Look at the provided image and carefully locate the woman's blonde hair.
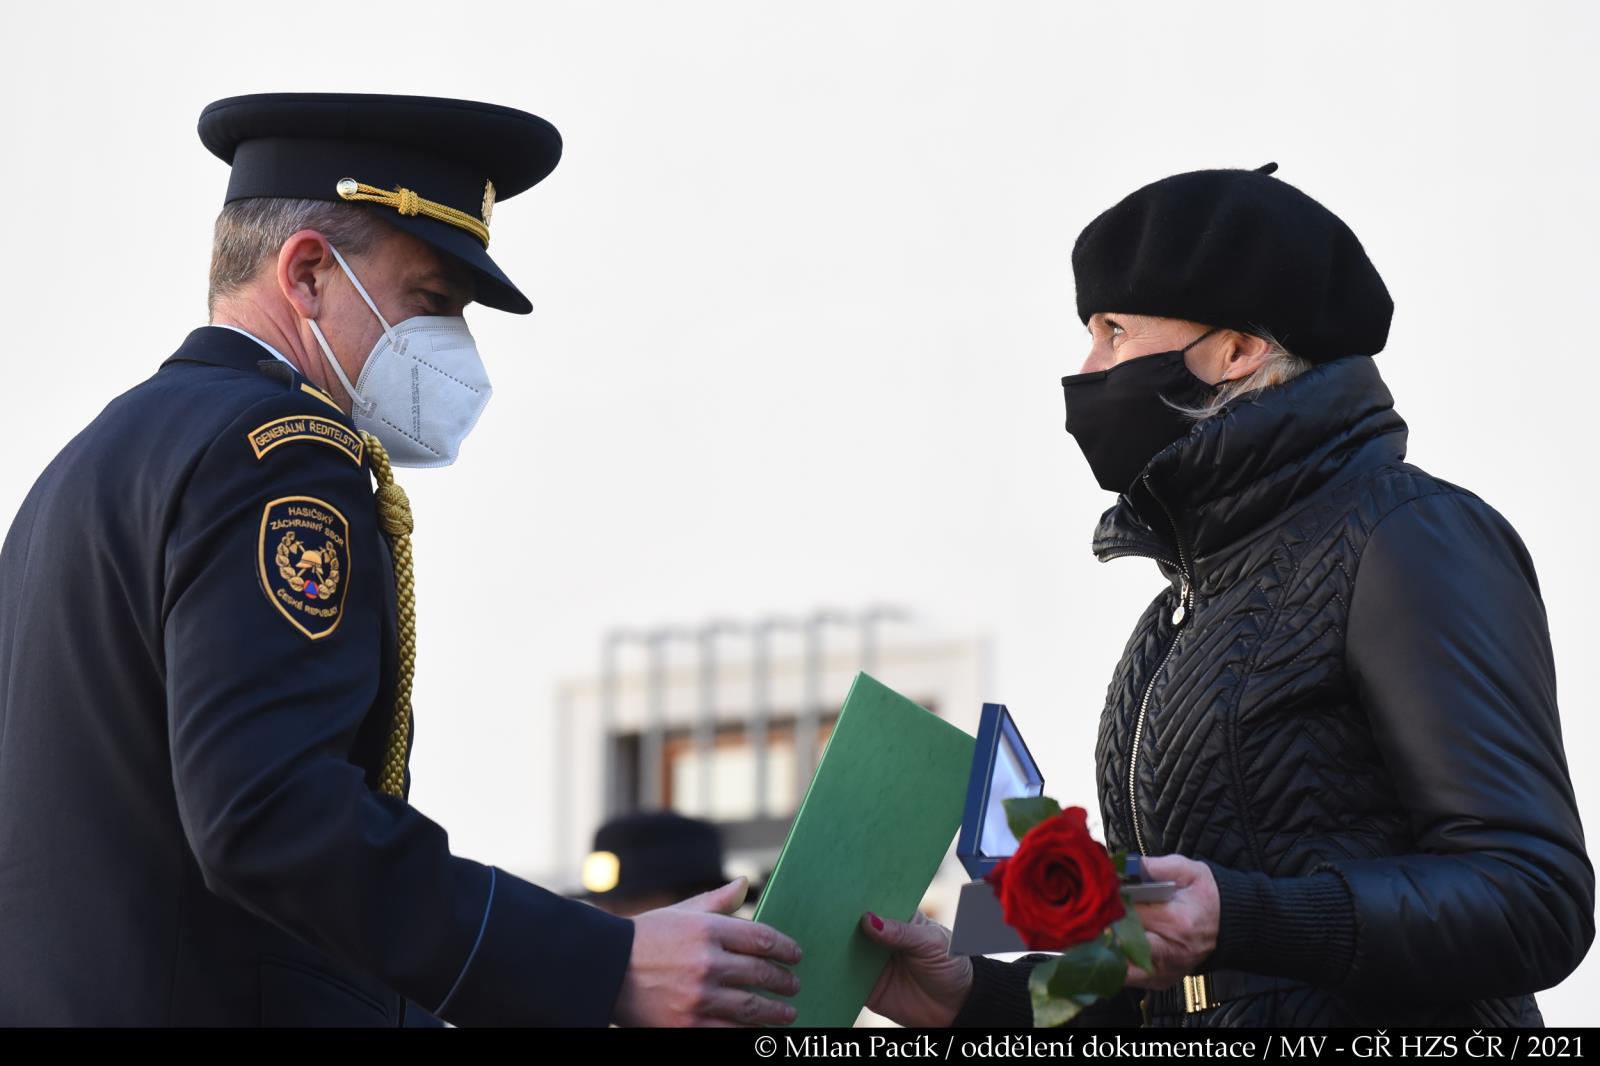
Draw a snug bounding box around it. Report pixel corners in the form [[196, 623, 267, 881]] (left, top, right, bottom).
[[1172, 327, 1313, 420]]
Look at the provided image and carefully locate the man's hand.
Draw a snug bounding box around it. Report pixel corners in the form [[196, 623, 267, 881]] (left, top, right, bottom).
[[614, 877, 804, 1027], [858, 909, 974, 1027], [1123, 854, 1219, 988]]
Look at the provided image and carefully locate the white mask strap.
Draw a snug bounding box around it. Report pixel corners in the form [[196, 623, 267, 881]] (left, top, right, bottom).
[[307, 317, 364, 405], [326, 242, 398, 347]]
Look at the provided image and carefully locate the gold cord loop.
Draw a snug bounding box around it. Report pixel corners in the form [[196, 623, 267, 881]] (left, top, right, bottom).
[[337, 177, 490, 248], [375, 482, 414, 537], [363, 432, 417, 798]]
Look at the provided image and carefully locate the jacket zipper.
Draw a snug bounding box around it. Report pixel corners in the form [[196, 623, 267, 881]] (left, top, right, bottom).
[[1126, 476, 1194, 856]]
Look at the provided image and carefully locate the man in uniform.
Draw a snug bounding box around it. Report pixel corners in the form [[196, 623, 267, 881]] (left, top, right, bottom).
[[0, 93, 803, 1026]]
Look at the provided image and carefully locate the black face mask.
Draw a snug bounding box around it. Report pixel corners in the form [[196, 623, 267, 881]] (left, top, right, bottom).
[[1062, 328, 1220, 494]]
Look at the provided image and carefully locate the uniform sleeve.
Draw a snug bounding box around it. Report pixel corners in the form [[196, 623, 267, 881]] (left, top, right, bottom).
[[163, 391, 635, 1025], [1315, 490, 1594, 1000]]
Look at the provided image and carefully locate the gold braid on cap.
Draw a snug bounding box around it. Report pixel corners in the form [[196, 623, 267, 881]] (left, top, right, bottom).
[[337, 177, 490, 248], [362, 431, 417, 798]]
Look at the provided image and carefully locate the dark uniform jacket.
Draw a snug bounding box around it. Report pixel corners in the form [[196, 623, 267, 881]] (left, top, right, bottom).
[[953, 354, 1592, 1027], [0, 326, 635, 1025]]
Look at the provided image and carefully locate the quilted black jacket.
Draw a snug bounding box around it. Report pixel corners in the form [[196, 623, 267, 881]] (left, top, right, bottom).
[[954, 354, 1592, 1027]]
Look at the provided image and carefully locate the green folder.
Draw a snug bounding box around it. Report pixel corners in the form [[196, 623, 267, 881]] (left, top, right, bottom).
[[751, 672, 975, 1027]]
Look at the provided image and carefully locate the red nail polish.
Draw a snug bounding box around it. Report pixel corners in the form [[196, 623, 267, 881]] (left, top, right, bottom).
[[869, 913, 884, 931]]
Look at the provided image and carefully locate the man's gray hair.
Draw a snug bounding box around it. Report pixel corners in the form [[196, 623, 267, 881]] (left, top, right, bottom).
[[207, 198, 388, 317], [1173, 327, 1314, 421]]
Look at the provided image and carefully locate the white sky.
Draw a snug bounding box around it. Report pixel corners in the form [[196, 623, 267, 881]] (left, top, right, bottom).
[[6, 0, 1597, 1022]]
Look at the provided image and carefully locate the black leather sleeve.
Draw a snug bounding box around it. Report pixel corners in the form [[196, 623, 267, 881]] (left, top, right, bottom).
[[1322, 489, 1594, 1000], [950, 955, 1144, 1027]]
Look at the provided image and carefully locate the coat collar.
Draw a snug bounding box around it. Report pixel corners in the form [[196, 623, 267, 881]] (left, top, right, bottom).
[[161, 325, 295, 378], [1092, 355, 1409, 584]]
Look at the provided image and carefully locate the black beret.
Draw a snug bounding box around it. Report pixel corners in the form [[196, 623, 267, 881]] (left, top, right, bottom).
[[1072, 163, 1392, 362], [198, 92, 562, 315]]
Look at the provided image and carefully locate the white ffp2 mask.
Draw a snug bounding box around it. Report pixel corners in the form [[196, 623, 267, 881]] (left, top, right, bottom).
[[307, 243, 491, 468]]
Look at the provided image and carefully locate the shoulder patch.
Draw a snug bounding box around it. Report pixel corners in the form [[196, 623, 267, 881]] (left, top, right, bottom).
[[246, 415, 364, 467], [300, 382, 344, 412], [258, 496, 352, 639]]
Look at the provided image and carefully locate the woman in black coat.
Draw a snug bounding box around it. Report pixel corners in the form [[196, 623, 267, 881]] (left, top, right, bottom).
[[858, 165, 1593, 1027]]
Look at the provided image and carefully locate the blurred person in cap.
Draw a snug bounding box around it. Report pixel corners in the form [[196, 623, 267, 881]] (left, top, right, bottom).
[[856, 164, 1592, 1027], [0, 93, 800, 1027], [580, 811, 759, 918]]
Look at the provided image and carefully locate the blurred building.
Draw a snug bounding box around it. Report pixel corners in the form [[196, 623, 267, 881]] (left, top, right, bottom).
[[528, 608, 990, 951]]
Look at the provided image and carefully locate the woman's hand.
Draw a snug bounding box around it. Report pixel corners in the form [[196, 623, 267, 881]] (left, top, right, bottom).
[[858, 909, 974, 1027], [1123, 854, 1220, 988], [855, 853, 1218, 1025]]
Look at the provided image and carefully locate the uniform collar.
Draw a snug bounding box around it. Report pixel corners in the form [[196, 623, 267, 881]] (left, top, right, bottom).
[[211, 323, 296, 367], [161, 325, 295, 377]]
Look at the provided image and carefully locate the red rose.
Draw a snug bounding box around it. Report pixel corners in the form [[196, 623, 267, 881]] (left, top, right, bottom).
[[983, 806, 1125, 951]]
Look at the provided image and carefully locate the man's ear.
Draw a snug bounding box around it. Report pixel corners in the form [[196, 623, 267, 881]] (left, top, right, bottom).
[[1221, 330, 1276, 383], [276, 229, 336, 320]]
